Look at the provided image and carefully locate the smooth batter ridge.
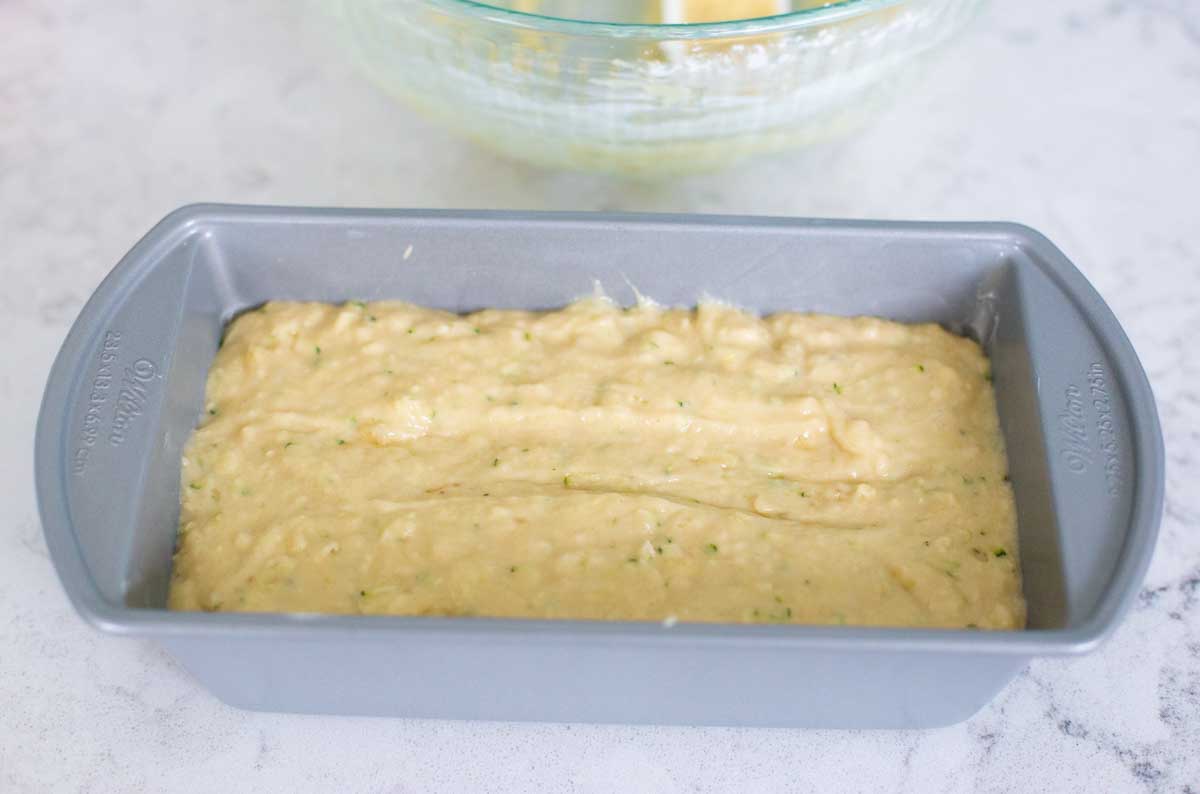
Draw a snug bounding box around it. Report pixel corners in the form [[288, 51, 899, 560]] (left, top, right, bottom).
[[168, 299, 1026, 629]]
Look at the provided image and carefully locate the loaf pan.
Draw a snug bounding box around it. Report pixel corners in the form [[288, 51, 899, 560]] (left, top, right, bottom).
[[35, 206, 1164, 728]]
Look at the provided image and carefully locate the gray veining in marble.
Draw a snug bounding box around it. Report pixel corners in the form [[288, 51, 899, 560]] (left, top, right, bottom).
[[2, 0, 1198, 791]]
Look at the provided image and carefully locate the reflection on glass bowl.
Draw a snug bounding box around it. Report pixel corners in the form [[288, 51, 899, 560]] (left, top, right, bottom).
[[329, 0, 982, 175]]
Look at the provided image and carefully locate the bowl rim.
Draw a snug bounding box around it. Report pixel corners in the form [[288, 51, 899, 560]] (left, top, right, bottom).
[[425, 0, 911, 38]]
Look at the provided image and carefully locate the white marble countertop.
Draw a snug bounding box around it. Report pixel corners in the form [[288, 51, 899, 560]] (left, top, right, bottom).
[[3, 0, 1198, 790]]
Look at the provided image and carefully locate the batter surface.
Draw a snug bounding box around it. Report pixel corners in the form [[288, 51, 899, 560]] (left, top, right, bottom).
[[168, 299, 1025, 629]]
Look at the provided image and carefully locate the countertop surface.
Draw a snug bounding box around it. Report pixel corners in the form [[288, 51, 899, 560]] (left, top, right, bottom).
[[2, 0, 1198, 791]]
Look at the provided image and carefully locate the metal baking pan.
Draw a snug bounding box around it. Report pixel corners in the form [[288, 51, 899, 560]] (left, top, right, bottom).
[[35, 205, 1164, 728]]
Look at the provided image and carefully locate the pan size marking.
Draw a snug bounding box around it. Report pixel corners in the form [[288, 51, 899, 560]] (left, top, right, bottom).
[[71, 330, 121, 476], [1087, 362, 1122, 497]]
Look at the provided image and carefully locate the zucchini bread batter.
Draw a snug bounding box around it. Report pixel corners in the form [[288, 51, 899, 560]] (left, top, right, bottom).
[[168, 299, 1025, 629]]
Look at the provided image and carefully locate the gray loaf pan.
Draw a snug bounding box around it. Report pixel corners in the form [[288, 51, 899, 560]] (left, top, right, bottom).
[[36, 205, 1164, 728]]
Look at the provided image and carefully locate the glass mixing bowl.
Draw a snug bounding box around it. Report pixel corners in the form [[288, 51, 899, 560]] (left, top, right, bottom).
[[329, 0, 982, 175]]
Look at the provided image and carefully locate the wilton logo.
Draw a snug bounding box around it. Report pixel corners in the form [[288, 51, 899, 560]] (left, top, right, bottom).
[[1058, 383, 1092, 473], [109, 358, 158, 446]]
